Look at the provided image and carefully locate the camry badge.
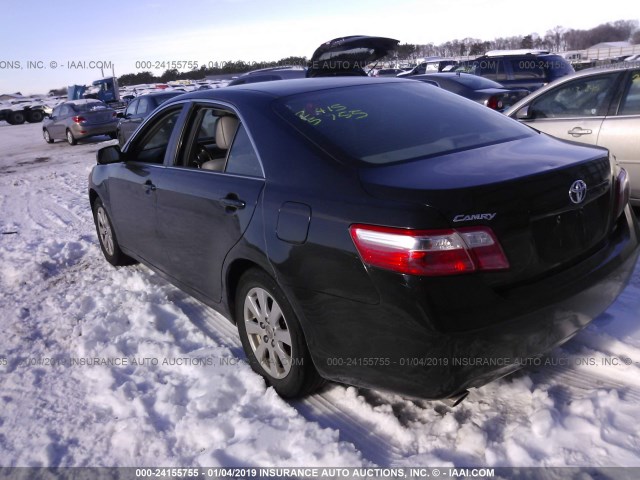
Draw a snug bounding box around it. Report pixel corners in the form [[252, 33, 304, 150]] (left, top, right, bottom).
[[569, 180, 587, 204], [453, 213, 496, 222]]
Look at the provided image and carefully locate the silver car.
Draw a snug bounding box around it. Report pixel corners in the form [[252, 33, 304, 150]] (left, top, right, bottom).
[[42, 99, 118, 145], [506, 64, 640, 205]]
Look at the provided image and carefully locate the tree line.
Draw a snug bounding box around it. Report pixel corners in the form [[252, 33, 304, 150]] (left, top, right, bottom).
[[398, 19, 639, 59]]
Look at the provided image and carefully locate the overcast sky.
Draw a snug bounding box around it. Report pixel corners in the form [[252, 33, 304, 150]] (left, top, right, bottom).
[[1, 0, 637, 94]]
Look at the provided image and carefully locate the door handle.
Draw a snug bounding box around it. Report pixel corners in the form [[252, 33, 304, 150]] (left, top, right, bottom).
[[568, 127, 592, 137], [220, 194, 246, 211], [142, 180, 156, 192]]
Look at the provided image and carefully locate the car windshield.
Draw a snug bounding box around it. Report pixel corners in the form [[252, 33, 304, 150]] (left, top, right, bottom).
[[275, 82, 534, 165], [74, 101, 109, 112]]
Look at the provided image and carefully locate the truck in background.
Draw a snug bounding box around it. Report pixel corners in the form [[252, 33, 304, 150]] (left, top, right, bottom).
[[0, 97, 49, 125], [68, 77, 127, 112]]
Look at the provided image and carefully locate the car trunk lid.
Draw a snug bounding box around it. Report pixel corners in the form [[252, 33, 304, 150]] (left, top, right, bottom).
[[358, 134, 615, 285], [307, 35, 399, 77]]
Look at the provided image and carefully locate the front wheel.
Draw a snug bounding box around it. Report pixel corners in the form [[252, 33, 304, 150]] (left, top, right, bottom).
[[236, 269, 323, 398], [92, 198, 136, 266], [8, 111, 26, 125], [43, 129, 54, 144]]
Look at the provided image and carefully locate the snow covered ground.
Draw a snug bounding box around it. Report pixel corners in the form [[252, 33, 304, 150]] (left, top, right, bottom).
[[1, 121, 640, 470]]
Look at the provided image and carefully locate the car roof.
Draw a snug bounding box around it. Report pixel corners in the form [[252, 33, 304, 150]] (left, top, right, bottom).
[[165, 77, 413, 104], [136, 91, 183, 98], [63, 99, 104, 105], [412, 72, 474, 80]]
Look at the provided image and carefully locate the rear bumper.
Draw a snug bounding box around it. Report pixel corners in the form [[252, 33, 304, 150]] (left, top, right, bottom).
[[70, 121, 117, 139], [293, 207, 639, 399]]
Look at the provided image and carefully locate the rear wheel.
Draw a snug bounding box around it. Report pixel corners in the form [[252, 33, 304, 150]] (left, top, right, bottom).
[[92, 198, 135, 266], [66, 129, 77, 145], [43, 129, 54, 144], [236, 269, 323, 398], [27, 110, 44, 123]]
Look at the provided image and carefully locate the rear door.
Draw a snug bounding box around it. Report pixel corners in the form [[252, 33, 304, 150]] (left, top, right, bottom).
[[597, 69, 640, 203], [515, 71, 624, 147], [154, 104, 265, 302]]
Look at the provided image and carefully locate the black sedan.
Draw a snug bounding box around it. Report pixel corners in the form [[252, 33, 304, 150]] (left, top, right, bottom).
[[89, 78, 639, 401], [116, 91, 183, 146], [410, 72, 530, 111]]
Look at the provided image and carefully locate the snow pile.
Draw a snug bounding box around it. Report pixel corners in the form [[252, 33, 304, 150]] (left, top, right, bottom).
[[1, 122, 639, 468]]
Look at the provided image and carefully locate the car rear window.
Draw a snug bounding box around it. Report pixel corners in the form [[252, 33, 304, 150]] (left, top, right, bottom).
[[74, 101, 109, 112], [541, 55, 574, 80], [275, 82, 534, 165]]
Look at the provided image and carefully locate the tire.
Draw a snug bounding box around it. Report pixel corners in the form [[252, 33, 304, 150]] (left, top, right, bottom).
[[236, 269, 324, 398], [8, 111, 26, 125], [43, 129, 54, 144], [91, 198, 136, 266], [27, 110, 44, 123], [66, 129, 77, 145]]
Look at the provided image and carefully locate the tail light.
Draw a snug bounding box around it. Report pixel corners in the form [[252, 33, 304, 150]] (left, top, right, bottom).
[[614, 168, 630, 219], [112, 112, 118, 118], [72, 116, 86, 123], [350, 224, 509, 276], [486, 96, 504, 110]]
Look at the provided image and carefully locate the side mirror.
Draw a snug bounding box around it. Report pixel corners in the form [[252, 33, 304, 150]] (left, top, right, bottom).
[[515, 105, 532, 120], [97, 145, 123, 165]]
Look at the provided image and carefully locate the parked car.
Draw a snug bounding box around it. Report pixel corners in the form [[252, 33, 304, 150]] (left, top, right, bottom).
[[116, 91, 183, 146], [228, 35, 399, 85], [456, 49, 574, 92], [89, 77, 638, 401], [410, 72, 529, 111], [397, 57, 458, 77], [371, 68, 409, 77], [227, 67, 307, 86], [42, 99, 117, 145], [506, 64, 640, 206]]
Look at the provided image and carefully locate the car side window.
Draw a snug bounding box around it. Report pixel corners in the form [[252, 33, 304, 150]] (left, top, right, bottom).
[[529, 74, 617, 118], [225, 124, 263, 177], [137, 98, 151, 116], [479, 59, 506, 81], [619, 71, 640, 115], [59, 105, 71, 117], [510, 59, 544, 80], [52, 106, 62, 118], [176, 107, 234, 170], [128, 109, 181, 164], [124, 99, 138, 117]]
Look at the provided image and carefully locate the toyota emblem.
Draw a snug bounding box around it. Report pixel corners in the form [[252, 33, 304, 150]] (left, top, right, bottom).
[[569, 180, 587, 204]]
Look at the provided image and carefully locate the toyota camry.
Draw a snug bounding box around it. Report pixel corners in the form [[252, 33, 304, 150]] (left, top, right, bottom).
[[89, 77, 639, 401]]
